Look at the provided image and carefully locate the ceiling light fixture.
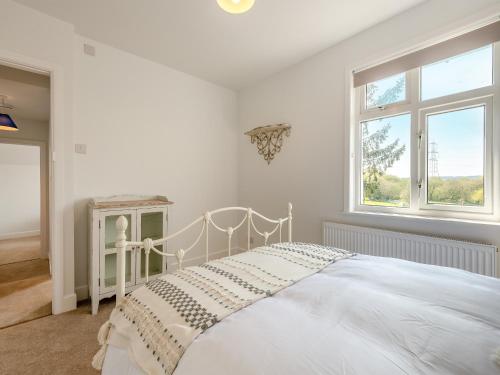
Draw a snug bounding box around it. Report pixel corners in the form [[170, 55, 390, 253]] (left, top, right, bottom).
[[217, 0, 255, 14], [0, 95, 18, 132]]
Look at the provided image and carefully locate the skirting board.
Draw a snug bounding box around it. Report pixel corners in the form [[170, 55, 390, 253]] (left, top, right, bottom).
[[75, 247, 245, 302], [0, 230, 40, 241], [75, 285, 89, 301], [58, 293, 77, 314]]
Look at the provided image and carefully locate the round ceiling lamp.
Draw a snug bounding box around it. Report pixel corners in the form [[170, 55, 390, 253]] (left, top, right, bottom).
[[217, 0, 255, 14]]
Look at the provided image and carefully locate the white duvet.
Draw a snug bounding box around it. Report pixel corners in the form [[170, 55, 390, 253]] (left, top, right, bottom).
[[103, 255, 500, 375]]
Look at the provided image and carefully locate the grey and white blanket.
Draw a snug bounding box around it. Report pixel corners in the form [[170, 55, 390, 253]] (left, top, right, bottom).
[[93, 243, 352, 374]]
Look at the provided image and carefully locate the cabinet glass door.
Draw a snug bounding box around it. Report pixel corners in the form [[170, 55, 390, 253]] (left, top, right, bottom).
[[104, 214, 132, 250], [100, 212, 136, 293], [137, 209, 167, 282], [103, 251, 132, 288]]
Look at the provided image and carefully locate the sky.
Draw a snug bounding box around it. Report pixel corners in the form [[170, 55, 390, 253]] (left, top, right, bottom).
[[364, 44, 491, 178]]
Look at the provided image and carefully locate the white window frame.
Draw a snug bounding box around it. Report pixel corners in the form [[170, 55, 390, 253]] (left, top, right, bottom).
[[350, 42, 499, 221], [419, 97, 493, 215], [354, 110, 413, 214]]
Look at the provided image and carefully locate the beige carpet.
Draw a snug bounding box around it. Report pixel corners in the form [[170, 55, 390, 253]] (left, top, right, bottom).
[[0, 299, 114, 375], [0, 258, 52, 328], [0, 235, 41, 265]]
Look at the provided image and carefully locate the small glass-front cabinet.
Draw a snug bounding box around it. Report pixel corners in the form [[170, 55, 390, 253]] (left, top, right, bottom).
[[89, 196, 173, 314]]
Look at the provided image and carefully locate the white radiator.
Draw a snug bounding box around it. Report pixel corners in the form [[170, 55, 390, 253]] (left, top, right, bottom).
[[323, 222, 498, 277]]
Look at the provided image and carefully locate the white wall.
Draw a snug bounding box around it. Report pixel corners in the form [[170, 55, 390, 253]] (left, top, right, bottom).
[[0, 0, 75, 312], [238, 0, 500, 275], [0, 143, 40, 238], [73, 36, 238, 296], [1, 0, 240, 309]]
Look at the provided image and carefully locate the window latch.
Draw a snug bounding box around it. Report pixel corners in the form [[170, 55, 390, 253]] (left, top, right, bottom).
[[418, 130, 423, 149], [417, 179, 423, 197]]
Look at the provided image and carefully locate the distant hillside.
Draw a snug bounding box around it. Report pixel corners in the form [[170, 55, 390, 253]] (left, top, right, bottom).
[[364, 174, 483, 207], [433, 175, 482, 180]]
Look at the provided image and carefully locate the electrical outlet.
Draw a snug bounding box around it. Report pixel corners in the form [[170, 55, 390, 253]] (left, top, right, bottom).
[[75, 144, 87, 154]]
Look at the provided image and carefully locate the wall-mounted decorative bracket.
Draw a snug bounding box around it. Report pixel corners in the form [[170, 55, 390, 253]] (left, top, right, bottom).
[[245, 123, 291, 164]]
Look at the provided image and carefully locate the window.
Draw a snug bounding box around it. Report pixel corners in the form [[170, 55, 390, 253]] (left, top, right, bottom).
[[351, 35, 497, 219], [421, 45, 493, 100], [366, 73, 407, 109], [425, 106, 485, 207], [419, 97, 492, 214], [361, 114, 411, 207]]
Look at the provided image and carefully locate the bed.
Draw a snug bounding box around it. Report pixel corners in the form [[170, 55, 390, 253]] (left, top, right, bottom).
[[94, 204, 500, 375]]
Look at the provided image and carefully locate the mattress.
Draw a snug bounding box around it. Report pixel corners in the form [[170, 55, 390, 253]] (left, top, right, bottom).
[[103, 254, 500, 375]]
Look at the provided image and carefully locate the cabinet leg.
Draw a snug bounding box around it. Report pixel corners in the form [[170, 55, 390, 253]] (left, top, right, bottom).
[[92, 297, 99, 315]]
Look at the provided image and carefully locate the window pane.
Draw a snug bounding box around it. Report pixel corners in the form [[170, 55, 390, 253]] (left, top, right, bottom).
[[362, 113, 411, 207], [366, 73, 406, 109], [426, 106, 485, 207], [421, 45, 493, 101]]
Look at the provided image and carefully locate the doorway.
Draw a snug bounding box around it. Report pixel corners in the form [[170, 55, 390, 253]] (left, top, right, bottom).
[[0, 64, 51, 327]]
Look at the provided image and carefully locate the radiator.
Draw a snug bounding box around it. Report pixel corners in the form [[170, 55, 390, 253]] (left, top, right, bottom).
[[323, 222, 498, 277]]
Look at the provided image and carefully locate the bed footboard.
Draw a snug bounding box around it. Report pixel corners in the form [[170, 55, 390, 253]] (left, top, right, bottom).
[[114, 203, 293, 304]]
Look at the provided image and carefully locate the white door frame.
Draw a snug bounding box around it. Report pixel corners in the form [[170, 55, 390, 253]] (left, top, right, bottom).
[[0, 139, 49, 259], [0, 49, 72, 314]]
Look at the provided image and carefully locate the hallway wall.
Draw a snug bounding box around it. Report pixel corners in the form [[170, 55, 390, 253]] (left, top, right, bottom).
[[0, 143, 40, 239]]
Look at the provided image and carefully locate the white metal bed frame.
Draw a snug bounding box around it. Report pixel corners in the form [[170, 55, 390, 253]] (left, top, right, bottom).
[[114, 203, 293, 304]]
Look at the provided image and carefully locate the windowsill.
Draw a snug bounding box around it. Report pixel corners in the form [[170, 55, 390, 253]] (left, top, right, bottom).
[[343, 210, 500, 226]]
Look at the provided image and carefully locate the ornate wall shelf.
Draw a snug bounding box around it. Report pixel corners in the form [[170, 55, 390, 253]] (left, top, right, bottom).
[[245, 123, 291, 164]]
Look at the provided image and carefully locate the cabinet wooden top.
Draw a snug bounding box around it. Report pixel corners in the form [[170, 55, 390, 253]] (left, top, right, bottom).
[[89, 195, 174, 210]]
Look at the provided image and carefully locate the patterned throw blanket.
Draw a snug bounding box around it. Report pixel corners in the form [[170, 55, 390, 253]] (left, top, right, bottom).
[[93, 243, 352, 374]]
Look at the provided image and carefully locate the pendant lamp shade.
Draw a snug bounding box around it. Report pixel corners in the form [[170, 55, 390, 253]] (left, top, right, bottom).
[[217, 0, 255, 14], [0, 113, 18, 132]]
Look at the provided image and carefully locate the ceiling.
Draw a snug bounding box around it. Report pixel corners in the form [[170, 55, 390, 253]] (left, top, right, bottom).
[[0, 65, 50, 122], [14, 0, 426, 89]]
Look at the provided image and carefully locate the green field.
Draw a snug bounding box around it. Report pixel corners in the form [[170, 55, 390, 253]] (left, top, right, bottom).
[[363, 174, 483, 207]]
